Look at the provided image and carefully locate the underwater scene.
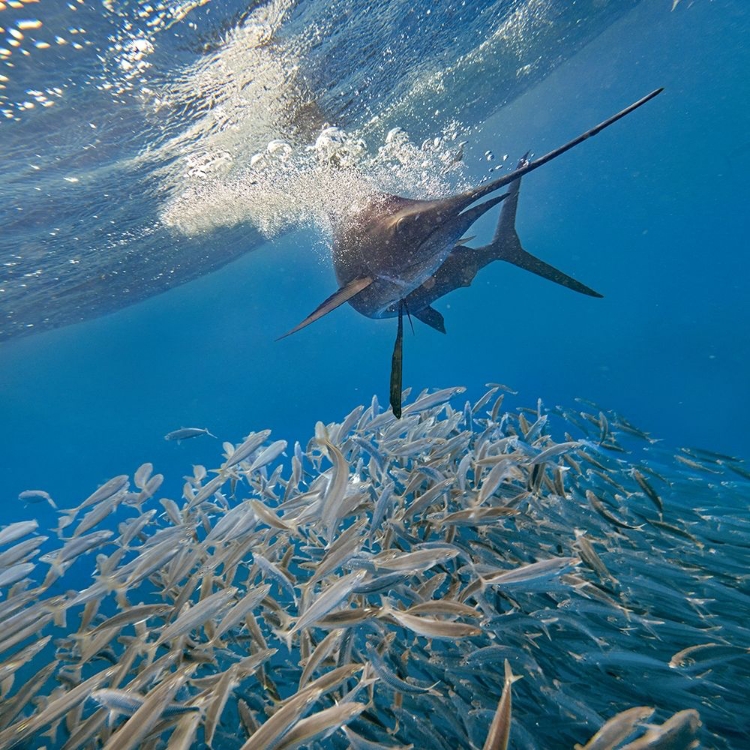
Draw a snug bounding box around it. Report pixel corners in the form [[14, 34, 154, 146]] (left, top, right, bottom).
[[1, 0, 749, 748]]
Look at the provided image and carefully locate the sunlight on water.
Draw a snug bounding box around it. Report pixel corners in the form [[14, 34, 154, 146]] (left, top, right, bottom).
[[149, 0, 473, 241], [160, 124, 469, 240], [0, 0, 594, 340]]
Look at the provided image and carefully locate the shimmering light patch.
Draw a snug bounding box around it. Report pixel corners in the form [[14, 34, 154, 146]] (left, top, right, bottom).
[[161, 123, 468, 242], [0, 0, 242, 125], [149, 0, 468, 242], [169, 0, 212, 26], [0, 0, 289, 127]]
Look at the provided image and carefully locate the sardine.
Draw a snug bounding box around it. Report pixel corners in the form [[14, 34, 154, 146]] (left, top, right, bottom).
[[19, 489, 57, 509], [165, 427, 217, 441]]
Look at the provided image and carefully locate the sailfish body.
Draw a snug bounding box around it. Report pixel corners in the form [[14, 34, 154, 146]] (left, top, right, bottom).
[[332, 190, 510, 320], [279, 89, 664, 416]]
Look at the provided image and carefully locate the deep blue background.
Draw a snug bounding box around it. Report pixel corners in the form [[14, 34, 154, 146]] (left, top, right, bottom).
[[1, 0, 748, 523]]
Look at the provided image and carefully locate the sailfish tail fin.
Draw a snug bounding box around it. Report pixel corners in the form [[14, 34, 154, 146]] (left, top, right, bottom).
[[486, 156, 603, 299], [491, 154, 528, 249], [498, 245, 604, 298]]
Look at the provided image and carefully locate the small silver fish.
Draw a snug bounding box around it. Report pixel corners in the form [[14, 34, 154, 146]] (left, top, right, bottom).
[[18, 489, 57, 509], [575, 706, 655, 750], [0, 519, 39, 547], [618, 709, 701, 750], [288, 569, 367, 641], [481, 557, 579, 588], [381, 602, 482, 639], [164, 427, 217, 442], [483, 660, 521, 750], [0, 562, 36, 588]]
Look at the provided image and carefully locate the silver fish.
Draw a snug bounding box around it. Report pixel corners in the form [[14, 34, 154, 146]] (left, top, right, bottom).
[[274, 701, 366, 750], [248, 439, 288, 473], [0, 534, 47, 568], [482, 660, 521, 750], [239, 687, 323, 750], [203, 664, 240, 746], [99, 666, 196, 750], [90, 604, 172, 636], [156, 587, 237, 646], [0, 519, 39, 547], [618, 709, 701, 750], [288, 569, 367, 640], [223, 429, 273, 470], [481, 557, 579, 588], [164, 427, 217, 441], [530, 441, 581, 465], [575, 706, 655, 750], [19, 489, 57, 509], [89, 687, 200, 720], [381, 602, 482, 639], [374, 545, 459, 574]]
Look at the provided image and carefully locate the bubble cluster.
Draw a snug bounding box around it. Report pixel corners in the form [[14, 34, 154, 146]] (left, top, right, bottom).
[[160, 121, 469, 243]]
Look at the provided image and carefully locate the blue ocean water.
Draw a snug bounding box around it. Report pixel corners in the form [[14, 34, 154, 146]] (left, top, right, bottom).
[[0, 1, 749, 747]]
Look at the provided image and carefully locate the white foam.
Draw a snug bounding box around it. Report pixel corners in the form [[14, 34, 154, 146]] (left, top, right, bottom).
[[161, 122, 469, 239], [145, 2, 471, 245]]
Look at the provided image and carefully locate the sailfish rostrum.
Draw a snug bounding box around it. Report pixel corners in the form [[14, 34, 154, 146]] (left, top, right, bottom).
[[280, 89, 664, 417]]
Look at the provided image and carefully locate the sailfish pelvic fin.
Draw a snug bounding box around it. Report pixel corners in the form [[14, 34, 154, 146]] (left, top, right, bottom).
[[413, 305, 446, 333], [390, 302, 405, 419]]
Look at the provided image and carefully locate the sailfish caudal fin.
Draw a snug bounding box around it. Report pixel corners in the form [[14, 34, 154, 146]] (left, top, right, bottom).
[[402, 157, 602, 316], [496, 244, 603, 298], [482, 155, 603, 298]]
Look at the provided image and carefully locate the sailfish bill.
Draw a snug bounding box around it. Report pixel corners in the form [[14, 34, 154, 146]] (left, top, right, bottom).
[[277, 88, 664, 417]]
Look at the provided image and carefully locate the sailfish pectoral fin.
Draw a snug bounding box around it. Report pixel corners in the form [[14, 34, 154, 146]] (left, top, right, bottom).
[[276, 277, 373, 340], [390, 302, 405, 419]]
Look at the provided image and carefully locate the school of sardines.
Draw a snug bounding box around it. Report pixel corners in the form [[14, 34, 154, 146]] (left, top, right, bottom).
[[1, 385, 749, 750]]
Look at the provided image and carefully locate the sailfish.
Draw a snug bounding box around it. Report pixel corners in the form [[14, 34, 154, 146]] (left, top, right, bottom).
[[279, 89, 663, 417]]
